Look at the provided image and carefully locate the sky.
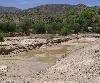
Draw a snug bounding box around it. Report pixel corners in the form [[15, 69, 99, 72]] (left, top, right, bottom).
[[0, 0, 99, 9]]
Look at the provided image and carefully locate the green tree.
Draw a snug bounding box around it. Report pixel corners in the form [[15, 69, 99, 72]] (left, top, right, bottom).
[[78, 8, 96, 32], [46, 22, 63, 34], [60, 25, 72, 35], [20, 18, 33, 35], [0, 22, 17, 33], [32, 20, 46, 34]]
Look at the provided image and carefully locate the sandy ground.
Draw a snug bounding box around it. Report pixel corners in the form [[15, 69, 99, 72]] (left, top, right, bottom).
[[34, 38, 100, 83], [0, 36, 99, 83]]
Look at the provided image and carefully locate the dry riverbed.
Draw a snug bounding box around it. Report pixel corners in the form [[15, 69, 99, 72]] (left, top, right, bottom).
[[0, 34, 99, 83]]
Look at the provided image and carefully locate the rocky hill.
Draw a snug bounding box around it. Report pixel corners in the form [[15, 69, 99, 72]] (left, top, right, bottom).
[[0, 4, 88, 22], [23, 4, 87, 20], [0, 6, 22, 22], [0, 6, 21, 13]]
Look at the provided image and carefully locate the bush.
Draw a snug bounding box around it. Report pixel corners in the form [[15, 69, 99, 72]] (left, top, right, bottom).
[[46, 22, 63, 34], [60, 26, 72, 36], [0, 22, 17, 32], [0, 31, 6, 42], [20, 18, 33, 34], [32, 21, 46, 34]]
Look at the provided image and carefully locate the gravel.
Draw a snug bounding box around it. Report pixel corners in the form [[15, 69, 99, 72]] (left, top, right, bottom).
[[0, 34, 100, 83]]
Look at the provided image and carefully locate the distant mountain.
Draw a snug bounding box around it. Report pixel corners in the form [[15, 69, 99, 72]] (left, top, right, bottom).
[[0, 4, 99, 22], [75, 4, 87, 7], [0, 6, 21, 13], [24, 4, 87, 18]]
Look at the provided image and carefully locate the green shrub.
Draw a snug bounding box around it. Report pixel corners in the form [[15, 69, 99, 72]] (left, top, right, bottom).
[[60, 26, 72, 36], [32, 21, 46, 34], [0, 31, 6, 42], [0, 22, 17, 32]]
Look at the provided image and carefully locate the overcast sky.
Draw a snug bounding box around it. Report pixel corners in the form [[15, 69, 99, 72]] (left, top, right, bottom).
[[0, 0, 99, 9]]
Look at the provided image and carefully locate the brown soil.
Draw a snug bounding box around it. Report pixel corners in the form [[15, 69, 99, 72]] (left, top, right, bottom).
[[0, 34, 99, 83]]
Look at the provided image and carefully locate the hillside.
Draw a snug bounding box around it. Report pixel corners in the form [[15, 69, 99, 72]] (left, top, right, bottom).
[[0, 6, 21, 13], [24, 4, 87, 18], [0, 6, 22, 22], [0, 4, 88, 22]]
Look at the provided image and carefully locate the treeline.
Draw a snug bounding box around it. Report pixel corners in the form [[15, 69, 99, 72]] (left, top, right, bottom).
[[0, 7, 100, 39]]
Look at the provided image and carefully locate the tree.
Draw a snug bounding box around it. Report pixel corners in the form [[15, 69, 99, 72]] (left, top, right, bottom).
[[46, 22, 63, 34], [0, 22, 17, 33], [32, 20, 46, 34], [20, 18, 33, 35], [60, 25, 72, 35], [78, 8, 96, 32], [63, 12, 81, 34]]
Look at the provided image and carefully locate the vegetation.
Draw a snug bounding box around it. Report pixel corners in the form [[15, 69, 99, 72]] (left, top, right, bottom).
[[0, 30, 6, 42], [0, 4, 100, 37]]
